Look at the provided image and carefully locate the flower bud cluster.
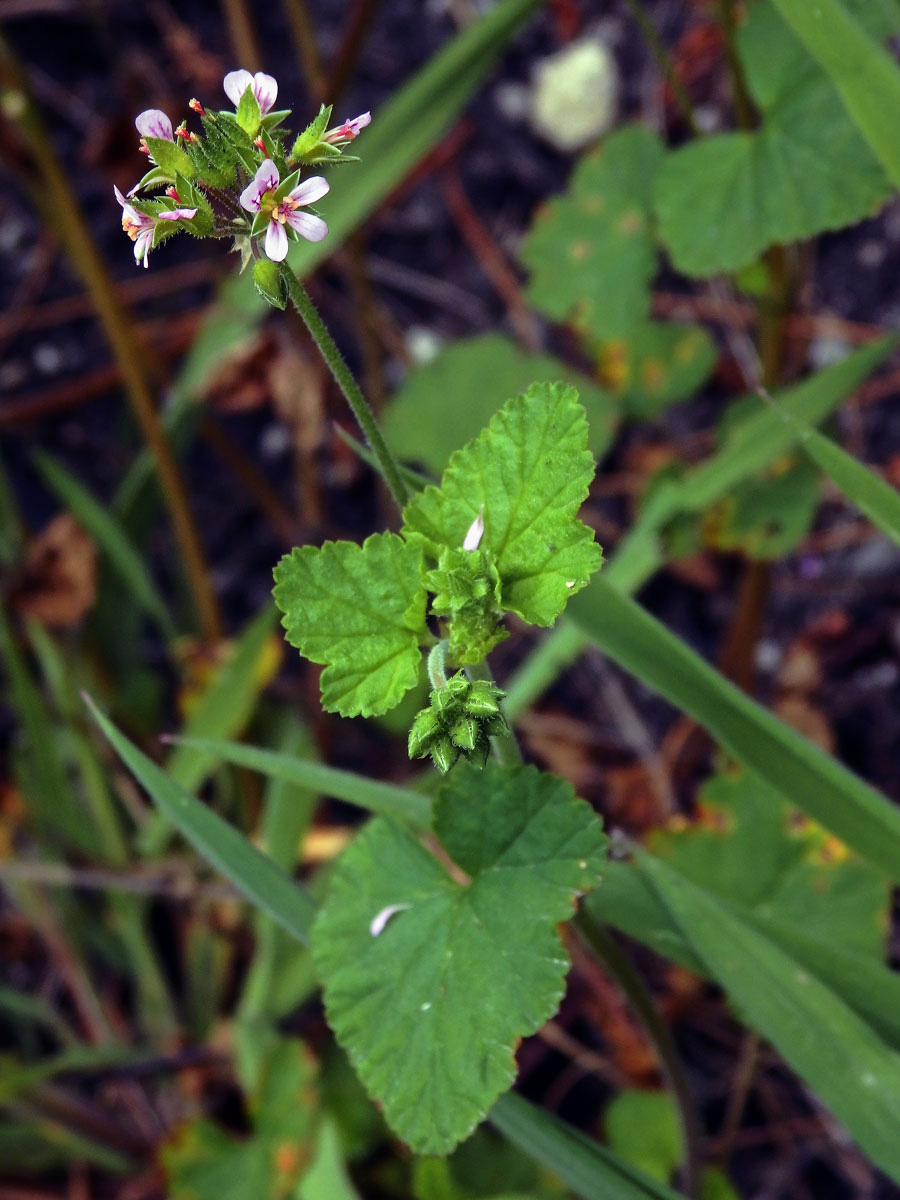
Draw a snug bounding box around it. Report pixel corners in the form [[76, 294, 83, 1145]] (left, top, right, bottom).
[[408, 674, 508, 774], [116, 69, 369, 278]]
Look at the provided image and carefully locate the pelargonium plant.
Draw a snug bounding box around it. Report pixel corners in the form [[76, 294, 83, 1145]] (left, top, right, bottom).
[[112, 66, 609, 1159]]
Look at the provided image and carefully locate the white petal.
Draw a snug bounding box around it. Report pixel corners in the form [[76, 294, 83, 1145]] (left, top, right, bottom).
[[463, 508, 484, 551], [223, 69, 253, 108], [285, 210, 328, 243], [135, 109, 173, 141], [252, 72, 278, 114], [265, 219, 289, 261], [253, 158, 280, 193], [134, 228, 154, 267], [350, 111, 371, 133], [239, 179, 263, 212], [289, 175, 330, 206], [369, 904, 410, 937], [158, 207, 198, 221], [114, 185, 127, 208]]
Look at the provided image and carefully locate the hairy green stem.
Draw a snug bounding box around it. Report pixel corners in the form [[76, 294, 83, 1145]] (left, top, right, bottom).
[[279, 265, 410, 512], [575, 910, 702, 1197], [427, 641, 449, 690]]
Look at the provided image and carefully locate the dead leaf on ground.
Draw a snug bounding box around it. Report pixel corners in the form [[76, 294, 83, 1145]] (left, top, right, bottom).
[[11, 514, 96, 628]]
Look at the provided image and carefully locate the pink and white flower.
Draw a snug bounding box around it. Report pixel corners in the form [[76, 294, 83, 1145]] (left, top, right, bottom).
[[223, 69, 278, 114], [323, 112, 372, 145], [135, 109, 176, 160], [239, 159, 329, 261], [114, 186, 197, 268]]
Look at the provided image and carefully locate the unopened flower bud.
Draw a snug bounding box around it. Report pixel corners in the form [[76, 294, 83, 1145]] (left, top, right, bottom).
[[431, 737, 459, 775], [188, 98, 205, 115], [165, 185, 180, 201], [174, 122, 188, 139]]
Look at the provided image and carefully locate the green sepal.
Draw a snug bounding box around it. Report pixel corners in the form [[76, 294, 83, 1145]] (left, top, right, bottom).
[[291, 104, 333, 161], [274, 167, 302, 201], [407, 675, 508, 773], [253, 258, 286, 309], [250, 207, 271, 239], [424, 546, 507, 666], [236, 85, 262, 136], [174, 173, 215, 236], [209, 111, 260, 175], [261, 108, 291, 130], [298, 144, 346, 166], [131, 166, 170, 192], [144, 136, 196, 180]]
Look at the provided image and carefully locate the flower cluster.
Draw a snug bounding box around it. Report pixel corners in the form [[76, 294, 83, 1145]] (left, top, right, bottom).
[[408, 674, 508, 774], [115, 68, 370, 280]]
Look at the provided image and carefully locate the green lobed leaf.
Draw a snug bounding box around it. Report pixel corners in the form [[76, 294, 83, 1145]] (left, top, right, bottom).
[[273, 533, 428, 718], [769, 0, 900, 188], [521, 125, 664, 336], [635, 849, 900, 1185], [592, 322, 719, 419], [403, 383, 602, 627], [651, 769, 889, 958], [383, 334, 619, 474], [655, 1, 892, 276], [313, 762, 606, 1155]]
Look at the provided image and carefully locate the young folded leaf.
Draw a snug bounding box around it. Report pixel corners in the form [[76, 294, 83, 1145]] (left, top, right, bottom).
[[403, 382, 602, 627], [273, 533, 429, 718]]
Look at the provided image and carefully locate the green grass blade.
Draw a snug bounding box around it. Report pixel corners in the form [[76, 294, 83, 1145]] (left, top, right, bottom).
[[567, 578, 900, 878], [34, 452, 177, 643], [770, 0, 900, 188], [636, 849, 900, 1184], [165, 735, 432, 831], [490, 1092, 684, 1200], [140, 604, 280, 856], [773, 410, 900, 547], [85, 697, 316, 944], [588, 867, 900, 1051], [505, 337, 897, 718]]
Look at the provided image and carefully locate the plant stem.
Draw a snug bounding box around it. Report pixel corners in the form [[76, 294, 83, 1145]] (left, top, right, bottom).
[[625, 0, 698, 135], [575, 910, 702, 1198], [717, 0, 756, 132], [279, 265, 410, 512], [427, 641, 449, 690], [0, 35, 222, 642]]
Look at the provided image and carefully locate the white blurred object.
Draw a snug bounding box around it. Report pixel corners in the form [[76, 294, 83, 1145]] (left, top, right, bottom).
[[531, 38, 619, 153]]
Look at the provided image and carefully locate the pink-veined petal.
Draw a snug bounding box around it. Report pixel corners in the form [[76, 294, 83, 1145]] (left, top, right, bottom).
[[134, 228, 154, 267], [348, 111, 371, 135], [135, 109, 174, 142], [240, 159, 279, 212], [285, 209, 328, 243], [239, 179, 263, 212], [265, 219, 289, 261], [158, 207, 198, 221], [289, 175, 330, 206], [252, 72, 278, 114], [223, 69, 253, 108]]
